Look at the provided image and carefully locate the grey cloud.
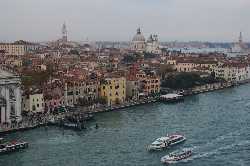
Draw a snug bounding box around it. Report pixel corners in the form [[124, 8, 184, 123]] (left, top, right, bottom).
[[0, 0, 249, 42]]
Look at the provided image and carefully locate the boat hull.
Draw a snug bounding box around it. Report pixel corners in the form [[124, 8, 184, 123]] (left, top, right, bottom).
[[148, 137, 186, 151], [0, 142, 29, 155], [161, 151, 192, 164]]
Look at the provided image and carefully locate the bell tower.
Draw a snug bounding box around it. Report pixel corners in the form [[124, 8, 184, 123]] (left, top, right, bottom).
[[62, 22, 68, 43]]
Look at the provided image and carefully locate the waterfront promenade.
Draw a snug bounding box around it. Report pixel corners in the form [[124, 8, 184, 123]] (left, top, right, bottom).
[[0, 81, 243, 134], [1, 83, 250, 166]]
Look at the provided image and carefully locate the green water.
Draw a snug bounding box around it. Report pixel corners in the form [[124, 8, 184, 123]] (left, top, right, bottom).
[[1, 84, 250, 166]]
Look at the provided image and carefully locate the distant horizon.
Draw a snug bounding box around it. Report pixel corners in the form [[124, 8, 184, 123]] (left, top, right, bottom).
[[0, 28, 249, 43], [1, 39, 249, 44], [1, 0, 250, 42]]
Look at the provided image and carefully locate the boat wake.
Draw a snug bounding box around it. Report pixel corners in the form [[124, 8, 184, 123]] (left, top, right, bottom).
[[180, 139, 250, 163], [173, 130, 250, 164], [245, 102, 250, 108], [190, 130, 242, 152]]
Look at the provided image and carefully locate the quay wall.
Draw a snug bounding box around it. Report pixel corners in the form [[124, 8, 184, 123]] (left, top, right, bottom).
[[1, 81, 250, 134]]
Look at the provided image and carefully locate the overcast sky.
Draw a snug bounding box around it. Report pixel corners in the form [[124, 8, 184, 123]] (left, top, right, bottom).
[[1, 0, 250, 42]]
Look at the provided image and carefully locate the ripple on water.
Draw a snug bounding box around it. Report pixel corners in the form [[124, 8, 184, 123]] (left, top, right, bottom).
[[2, 84, 250, 166]]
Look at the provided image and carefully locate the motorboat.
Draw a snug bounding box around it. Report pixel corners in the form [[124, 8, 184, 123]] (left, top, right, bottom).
[[147, 134, 186, 151], [0, 138, 28, 154], [161, 150, 192, 164]]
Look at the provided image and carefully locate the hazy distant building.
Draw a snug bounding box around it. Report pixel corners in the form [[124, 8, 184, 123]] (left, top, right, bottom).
[[146, 34, 161, 54], [62, 22, 68, 44], [0, 40, 39, 56], [231, 32, 248, 53], [130, 28, 146, 53], [131, 28, 161, 54]]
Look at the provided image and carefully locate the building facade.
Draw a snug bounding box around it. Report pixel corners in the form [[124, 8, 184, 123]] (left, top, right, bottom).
[[213, 63, 250, 82], [146, 34, 161, 54], [64, 80, 99, 106], [130, 28, 146, 53], [126, 79, 140, 100], [140, 76, 160, 96], [100, 77, 126, 106], [0, 40, 39, 56], [0, 69, 22, 124], [22, 91, 45, 113]]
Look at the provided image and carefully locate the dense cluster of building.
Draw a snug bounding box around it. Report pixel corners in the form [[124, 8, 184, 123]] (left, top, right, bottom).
[[0, 24, 250, 126]]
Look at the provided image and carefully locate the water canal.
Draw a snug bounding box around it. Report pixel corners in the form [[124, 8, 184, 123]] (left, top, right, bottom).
[[1, 84, 250, 166]]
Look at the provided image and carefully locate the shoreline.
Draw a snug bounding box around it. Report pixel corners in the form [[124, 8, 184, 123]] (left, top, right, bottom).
[[1, 81, 249, 134]]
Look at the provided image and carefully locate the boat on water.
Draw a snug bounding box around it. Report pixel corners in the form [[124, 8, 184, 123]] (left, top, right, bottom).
[[0, 138, 28, 154], [161, 150, 192, 164], [147, 134, 186, 151], [84, 113, 94, 121]]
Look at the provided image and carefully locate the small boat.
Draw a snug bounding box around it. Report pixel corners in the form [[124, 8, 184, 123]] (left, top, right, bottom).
[[161, 150, 192, 164], [0, 138, 28, 154], [84, 113, 94, 121], [147, 134, 186, 151]]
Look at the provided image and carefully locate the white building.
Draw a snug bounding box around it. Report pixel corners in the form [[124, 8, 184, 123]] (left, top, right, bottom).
[[213, 62, 250, 82], [0, 40, 39, 56], [230, 32, 249, 55], [146, 34, 161, 54], [130, 28, 146, 53], [0, 69, 22, 124], [22, 90, 45, 113], [131, 28, 161, 54]]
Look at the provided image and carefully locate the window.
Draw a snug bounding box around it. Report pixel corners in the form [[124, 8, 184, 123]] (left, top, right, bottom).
[[10, 105, 15, 116], [37, 104, 39, 108], [9, 88, 15, 100]]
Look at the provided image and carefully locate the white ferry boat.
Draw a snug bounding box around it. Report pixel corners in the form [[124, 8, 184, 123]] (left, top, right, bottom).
[[147, 134, 186, 151], [161, 150, 192, 164]]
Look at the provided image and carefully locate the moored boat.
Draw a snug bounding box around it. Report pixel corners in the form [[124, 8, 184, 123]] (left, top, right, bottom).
[[161, 150, 192, 164], [147, 134, 186, 151]]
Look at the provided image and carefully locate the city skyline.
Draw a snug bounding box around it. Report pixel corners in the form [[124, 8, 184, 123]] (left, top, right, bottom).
[[1, 0, 250, 42]]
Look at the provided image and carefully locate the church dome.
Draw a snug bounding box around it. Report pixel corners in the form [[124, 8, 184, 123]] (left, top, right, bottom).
[[132, 28, 145, 42]]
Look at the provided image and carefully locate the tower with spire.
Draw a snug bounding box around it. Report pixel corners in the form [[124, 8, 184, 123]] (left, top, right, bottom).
[[239, 32, 243, 45], [62, 22, 68, 43]]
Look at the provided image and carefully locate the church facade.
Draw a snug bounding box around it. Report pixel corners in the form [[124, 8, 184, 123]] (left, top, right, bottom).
[[130, 28, 161, 54], [0, 69, 22, 125]]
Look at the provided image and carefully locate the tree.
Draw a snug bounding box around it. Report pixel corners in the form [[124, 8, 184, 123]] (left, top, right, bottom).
[[144, 52, 157, 59], [158, 64, 175, 79], [21, 71, 51, 87], [122, 53, 142, 64], [162, 72, 219, 90], [69, 49, 80, 55]]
